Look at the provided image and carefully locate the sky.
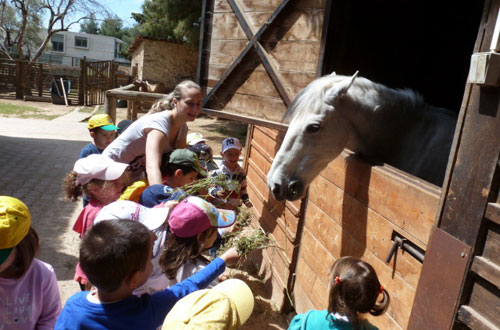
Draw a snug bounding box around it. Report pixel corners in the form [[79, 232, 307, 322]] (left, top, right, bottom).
[[44, 0, 145, 32]]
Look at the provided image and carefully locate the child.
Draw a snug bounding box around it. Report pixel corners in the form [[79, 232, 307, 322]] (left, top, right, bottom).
[[162, 279, 254, 329], [139, 149, 206, 207], [79, 114, 120, 207], [160, 196, 236, 286], [289, 256, 390, 330], [209, 137, 252, 209], [93, 199, 177, 295], [55, 219, 240, 330], [79, 114, 119, 158], [0, 196, 61, 329], [63, 154, 129, 290], [159, 196, 236, 288]]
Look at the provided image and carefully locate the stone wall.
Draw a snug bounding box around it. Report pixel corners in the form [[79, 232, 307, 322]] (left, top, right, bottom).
[[131, 39, 198, 91]]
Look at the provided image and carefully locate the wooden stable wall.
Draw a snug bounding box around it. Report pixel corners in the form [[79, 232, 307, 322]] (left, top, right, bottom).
[[293, 153, 441, 329], [245, 125, 303, 308]]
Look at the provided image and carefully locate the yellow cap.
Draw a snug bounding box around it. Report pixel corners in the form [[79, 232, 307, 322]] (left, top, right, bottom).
[[162, 279, 254, 330], [0, 196, 31, 249], [88, 114, 119, 131]]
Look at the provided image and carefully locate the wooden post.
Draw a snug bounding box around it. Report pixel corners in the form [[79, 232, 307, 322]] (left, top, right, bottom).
[[15, 60, 23, 99], [82, 57, 87, 106], [78, 58, 84, 105], [38, 63, 43, 97], [106, 94, 117, 123], [60, 77, 69, 106]]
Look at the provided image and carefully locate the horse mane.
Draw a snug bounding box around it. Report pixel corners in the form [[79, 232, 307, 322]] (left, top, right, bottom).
[[283, 74, 429, 123]]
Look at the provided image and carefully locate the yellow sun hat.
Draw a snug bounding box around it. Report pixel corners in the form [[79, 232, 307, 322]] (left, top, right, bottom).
[[0, 196, 31, 264]]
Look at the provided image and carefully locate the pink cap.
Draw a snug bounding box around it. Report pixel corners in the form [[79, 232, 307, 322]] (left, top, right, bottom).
[[73, 154, 128, 186], [168, 196, 236, 238]]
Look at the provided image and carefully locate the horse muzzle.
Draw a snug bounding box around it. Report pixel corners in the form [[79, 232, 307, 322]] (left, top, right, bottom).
[[268, 178, 305, 201]]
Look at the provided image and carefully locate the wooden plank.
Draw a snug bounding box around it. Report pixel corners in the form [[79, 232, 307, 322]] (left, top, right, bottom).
[[209, 40, 249, 66], [483, 227, 500, 267], [294, 226, 416, 328], [319, 152, 439, 246], [408, 227, 471, 330], [211, 12, 248, 40], [202, 107, 287, 130], [468, 279, 500, 326], [458, 305, 500, 330], [305, 197, 424, 288], [486, 202, 500, 225], [24, 95, 51, 102], [471, 256, 500, 290]]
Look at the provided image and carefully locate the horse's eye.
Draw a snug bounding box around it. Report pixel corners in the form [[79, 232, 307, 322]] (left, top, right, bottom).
[[306, 124, 320, 133]]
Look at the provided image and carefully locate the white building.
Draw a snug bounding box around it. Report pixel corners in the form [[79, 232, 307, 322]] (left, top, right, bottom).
[[38, 31, 130, 66]]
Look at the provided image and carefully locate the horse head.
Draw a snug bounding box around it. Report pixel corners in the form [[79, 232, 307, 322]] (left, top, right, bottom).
[[268, 72, 359, 201]]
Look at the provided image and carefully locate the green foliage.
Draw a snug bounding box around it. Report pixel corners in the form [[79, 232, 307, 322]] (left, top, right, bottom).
[[135, 0, 202, 48], [0, 0, 43, 56], [80, 14, 99, 34], [100, 15, 124, 39]]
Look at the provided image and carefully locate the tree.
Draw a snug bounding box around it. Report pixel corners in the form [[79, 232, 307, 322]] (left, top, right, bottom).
[[100, 15, 124, 39], [5, 0, 110, 63], [0, 0, 43, 59], [80, 13, 99, 34], [136, 0, 202, 48]]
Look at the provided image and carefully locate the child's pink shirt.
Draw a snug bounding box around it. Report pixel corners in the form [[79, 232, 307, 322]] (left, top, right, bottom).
[[72, 199, 106, 283], [72, 199, 106, 238], [0, 259, 61, 330]]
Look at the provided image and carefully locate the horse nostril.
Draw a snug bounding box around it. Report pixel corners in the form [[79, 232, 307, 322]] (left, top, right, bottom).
[[287, 180, 303, 200], [272, 183, 281, 197]]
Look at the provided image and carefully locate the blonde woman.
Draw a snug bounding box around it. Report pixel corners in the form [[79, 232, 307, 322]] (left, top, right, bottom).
[[103, 80, 202, 185]]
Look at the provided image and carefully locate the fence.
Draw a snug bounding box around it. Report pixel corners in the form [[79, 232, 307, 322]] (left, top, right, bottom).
[[0, 58, 132, 105]]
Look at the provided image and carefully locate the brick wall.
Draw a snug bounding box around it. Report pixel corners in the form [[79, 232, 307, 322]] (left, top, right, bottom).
[[131, 39, 198, 90]]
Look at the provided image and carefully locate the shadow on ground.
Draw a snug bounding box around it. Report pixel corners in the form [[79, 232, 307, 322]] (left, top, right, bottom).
[[0, 136, 86, 285]]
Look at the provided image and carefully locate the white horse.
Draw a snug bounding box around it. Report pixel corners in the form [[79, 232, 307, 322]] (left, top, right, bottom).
[[267, 72, 457, 201]]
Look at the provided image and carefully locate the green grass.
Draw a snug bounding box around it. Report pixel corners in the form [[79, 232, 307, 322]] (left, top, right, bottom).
[[80, 106, 104, 113], [0, 103, 61, 120]]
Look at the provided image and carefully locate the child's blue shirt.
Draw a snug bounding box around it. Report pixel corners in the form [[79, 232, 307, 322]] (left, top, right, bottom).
[[79, 143, 102, 159], [55, 257, 225, 330], [289, 310, 379, 330], [139, 184, 186, 207]]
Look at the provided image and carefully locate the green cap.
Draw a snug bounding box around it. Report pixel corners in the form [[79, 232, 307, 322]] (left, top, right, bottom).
[[169, 149, 207, 177]]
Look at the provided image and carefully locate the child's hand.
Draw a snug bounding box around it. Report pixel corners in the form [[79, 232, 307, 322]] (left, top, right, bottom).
[[244, 200, 253, 208], [219, 247, 240, 265], [217, 190, 229, 198], [162, 200, 179, 212]]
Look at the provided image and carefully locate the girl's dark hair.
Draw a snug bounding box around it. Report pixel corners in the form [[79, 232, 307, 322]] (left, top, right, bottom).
[[63, 171, 113, 202], [80, 220, 151, 293], [1, 227, 39, 279], [159, 227, 217, 279], [328, 256, 390, 327], [148, 80, 201, 114]]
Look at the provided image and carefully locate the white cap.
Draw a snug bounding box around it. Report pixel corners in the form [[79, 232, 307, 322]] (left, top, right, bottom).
[[222, 137, 242, 153], [73, 154, 128, 186], [187, 132, 207, 146], [95, 200, 169, 231]]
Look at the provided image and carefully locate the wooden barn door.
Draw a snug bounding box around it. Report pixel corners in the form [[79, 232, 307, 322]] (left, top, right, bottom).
[[198, 0, 328, 311], [408, 0, 500, 329]]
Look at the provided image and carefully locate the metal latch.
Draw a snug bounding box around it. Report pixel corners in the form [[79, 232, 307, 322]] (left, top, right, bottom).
[[385, 231, 425, 264]]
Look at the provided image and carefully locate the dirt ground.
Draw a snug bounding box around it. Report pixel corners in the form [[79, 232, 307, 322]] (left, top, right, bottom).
[[0, 98, 291, 329]]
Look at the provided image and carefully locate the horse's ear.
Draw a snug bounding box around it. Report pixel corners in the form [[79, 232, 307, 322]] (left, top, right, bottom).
[[324, 71, 359, 106]]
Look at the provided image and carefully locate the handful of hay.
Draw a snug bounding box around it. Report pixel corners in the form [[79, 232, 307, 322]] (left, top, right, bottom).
[[216, 206, 278, 258], [179, 174, 239, 201]]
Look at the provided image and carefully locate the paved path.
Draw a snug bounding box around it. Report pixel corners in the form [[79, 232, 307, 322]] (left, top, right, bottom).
[[0, 112, 91, 303]]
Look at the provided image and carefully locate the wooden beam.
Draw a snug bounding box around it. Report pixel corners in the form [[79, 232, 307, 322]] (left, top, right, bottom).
[[255, 43, 293, 106], [202, 107, 287, 131], [227, 0, 255, 40]]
